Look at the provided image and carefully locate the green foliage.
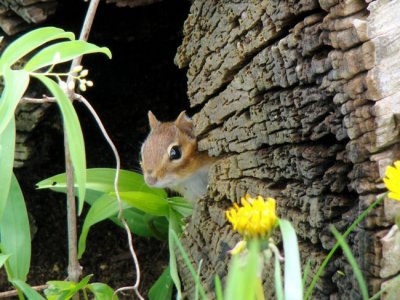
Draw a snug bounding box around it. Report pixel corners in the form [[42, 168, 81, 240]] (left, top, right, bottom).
[[330, 227, 369, 300], [12, 280, 46, 300], [224, 241, 261, 300], [148, 266, 174, 300], [279, 219, 303, 300], [38, 167, 192, 299], [44, 275, 118, 300], [0, 118, 15, 220], [0, 175, 31, 281]]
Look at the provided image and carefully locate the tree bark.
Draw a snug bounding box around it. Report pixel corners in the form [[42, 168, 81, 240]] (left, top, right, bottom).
[[175, 0, 400, 298]]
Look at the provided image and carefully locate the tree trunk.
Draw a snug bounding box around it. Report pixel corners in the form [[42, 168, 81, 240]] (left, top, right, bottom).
[[175, 0, 400, 299]]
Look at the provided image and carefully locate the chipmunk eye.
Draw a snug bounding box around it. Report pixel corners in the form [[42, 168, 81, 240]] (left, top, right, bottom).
[[169, 145, 182, 160]]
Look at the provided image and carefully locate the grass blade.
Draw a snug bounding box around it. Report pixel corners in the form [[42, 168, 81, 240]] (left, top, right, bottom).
[[214, 275, 223, 300], [0, 118, 15, 220], [273, 249, 283, 300], [0, 175, 31, 280], [119, 191, 169, 216], [280, 219, 303, 300], [24, 40, 111, 71], [330, 226, 369, 300], [170, 230, 208, 300], [34, 74, 86, 214], [302, 259, 311, 290], [305, 194, 384, 299], [0, 254, 10, 268]]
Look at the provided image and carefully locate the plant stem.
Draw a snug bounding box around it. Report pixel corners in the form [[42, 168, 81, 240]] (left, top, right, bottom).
[[64, 1, 100, 299]]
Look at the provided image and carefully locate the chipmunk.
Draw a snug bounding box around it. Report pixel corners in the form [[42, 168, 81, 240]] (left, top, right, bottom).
[[140, 111, 216, 202]]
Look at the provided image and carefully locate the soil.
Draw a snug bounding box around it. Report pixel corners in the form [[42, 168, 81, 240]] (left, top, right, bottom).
[[0, 0, 191, 298]]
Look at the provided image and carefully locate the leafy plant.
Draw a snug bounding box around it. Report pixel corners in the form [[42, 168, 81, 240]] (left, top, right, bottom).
[[38, 168, 193, 299], [0, 26, 111, 297]]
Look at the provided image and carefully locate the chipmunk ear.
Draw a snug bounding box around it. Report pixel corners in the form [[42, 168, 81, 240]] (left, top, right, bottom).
[[175, 111, 195, 139], [148, 111, 160, 130]]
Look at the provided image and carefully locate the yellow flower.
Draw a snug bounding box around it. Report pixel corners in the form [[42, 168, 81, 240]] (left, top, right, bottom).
[[226, 194, 278, 239], [384, 161, 400, 201]]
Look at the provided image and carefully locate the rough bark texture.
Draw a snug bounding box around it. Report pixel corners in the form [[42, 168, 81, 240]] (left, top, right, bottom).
[[175, 0, 400, 299]]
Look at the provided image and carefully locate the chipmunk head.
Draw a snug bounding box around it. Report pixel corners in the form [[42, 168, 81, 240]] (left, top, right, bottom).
[[141, 111, 200, 189]]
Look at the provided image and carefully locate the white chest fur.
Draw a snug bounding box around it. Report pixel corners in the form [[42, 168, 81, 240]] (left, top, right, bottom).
[[170, 166, 211, 202]]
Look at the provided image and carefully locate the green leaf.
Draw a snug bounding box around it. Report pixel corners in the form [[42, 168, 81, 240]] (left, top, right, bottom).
[[37, 168, 167, 198], [168, 209, 183, 299], [78, 194, 126, 259], [305, 194, 384, 300], [148, 266, 173, 300], [11, 280, 45, 300], [274, 248, 283, 300], [34, 74, 86, 215], [214, 275, 223, 300], [302, 259, 311, 291], [0, 27, 74, 71], [119, 191, 169, 216], [279, 219, 303, 300], [0, 175, 31, 281], [330, 226, 369, 300], [224, 241, 260, 300], [168, 197, 193, 218], [0, 118, 15, 220], [24, 40, 112, 71], [0, 254, 10, 268], [46, 275, 93, 300], [0, 68, 29, 135], [88, 283, 118, 300], [170, 229, 208, 300]]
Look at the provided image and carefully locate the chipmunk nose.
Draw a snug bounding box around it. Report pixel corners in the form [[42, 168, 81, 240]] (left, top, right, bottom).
[[145, 174, 157, 186]]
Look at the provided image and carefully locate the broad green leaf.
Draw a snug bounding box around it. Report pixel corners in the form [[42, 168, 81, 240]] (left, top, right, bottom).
[[24, 40, 112, 71], [88, 283, 119, 300], [148, 266, 173, 300], [46, 275, 92, 300], [119, 191, 169, 216], [0, 68, 29, 135], [34, 74, 86, 214], [0, 175, 31, 280], [11, 280, 45, 300], [0, 27, 74, 71], [280, 219, 303, 300], [0, 118, 15, 220], [78, 194, 128, 258], [0, 254, 10, 268], [331, 227, 369, 300], [37, 168, 167, 198]]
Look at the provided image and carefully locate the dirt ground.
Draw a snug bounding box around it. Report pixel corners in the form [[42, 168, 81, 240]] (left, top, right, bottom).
[[0, 0, 190, 298]]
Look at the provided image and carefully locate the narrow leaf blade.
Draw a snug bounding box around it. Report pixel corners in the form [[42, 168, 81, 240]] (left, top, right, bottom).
[[280, 219, 303, 300], [0, 68, 29, 135], [331, 227, 369, 300], [34, 74, 86, 214], [0, 27, 74, 69], [25, 40, 112, 71], [119, 191, 169, 216], [11, 280, 45, 300], [36, 168, 167, 198], [0, 175, 31, 280], [0, 118, 15, 220]]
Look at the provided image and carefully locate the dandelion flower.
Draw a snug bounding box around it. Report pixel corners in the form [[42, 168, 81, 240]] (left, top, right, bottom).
[[226, 194, 277, 239], [384, 161, 400, 201]]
